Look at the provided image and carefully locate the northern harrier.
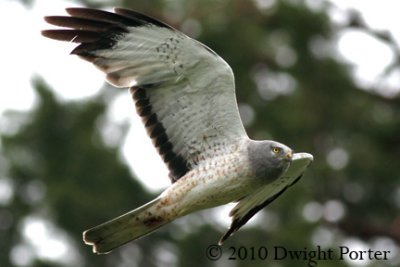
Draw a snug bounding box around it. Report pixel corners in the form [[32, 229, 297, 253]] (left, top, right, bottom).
[[42, 7, 313, 254]]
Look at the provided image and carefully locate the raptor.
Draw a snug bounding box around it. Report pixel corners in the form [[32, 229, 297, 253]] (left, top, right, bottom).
[[42, 7, 313, 254]]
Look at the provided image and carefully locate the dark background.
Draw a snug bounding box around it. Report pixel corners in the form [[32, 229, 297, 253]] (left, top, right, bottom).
[[1, 0, 399, 266]]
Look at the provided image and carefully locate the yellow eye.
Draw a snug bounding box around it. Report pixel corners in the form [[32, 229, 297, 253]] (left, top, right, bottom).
[[272, 147, 281, 153]]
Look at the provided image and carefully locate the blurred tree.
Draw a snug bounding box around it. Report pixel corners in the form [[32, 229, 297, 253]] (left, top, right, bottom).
[[3, 0, 400, 266], [1, 78, 156, 267]]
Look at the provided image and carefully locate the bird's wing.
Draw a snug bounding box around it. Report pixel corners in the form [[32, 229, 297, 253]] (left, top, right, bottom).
[[219, 152, 313, 244], [42, 8, 247, 182]]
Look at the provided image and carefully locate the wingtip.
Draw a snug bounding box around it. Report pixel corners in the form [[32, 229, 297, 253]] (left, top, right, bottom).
[[65, 7, 90, 16], [40, 29, 51, 38], [292, 152, 314, 162], [305, 153, 314, 162], [218, 228, 234, 245], [43, 16, 54, 24], [83, 230, 111, 255]]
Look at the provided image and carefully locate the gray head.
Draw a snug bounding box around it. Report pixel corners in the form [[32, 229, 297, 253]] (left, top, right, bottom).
[[247, 140, 293, 182]]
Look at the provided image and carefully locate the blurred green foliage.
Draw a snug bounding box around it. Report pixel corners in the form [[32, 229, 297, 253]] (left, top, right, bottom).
[[1, 0, 399, 266]]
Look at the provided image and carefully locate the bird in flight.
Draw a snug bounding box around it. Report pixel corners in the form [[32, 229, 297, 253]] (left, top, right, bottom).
[[42, 7, 313, 254]]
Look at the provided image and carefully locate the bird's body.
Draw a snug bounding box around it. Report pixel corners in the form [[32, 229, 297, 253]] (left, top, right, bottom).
[[158, 139, 290, 215], [84, 139, 291, 252], [42, 7, 313, 254]]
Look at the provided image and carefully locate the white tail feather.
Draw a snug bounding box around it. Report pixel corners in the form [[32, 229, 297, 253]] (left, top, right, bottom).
[[83, 197, 169, 254]]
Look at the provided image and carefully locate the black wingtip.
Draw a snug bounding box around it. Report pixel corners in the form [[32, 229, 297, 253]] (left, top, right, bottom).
[[42, 7, 175, 59], [219, 227, 236, 245], [41, 29, 101, 43], [218, 234, 229, 245]]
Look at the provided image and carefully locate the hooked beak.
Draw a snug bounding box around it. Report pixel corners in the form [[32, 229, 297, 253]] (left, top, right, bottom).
[[285, 150, 293, 161]]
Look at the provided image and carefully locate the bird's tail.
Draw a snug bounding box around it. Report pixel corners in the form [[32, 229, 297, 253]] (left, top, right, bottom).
[[83, 197, 169, 254]]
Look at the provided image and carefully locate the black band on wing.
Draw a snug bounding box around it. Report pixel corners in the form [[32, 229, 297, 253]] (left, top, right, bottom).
[[42, 8, 172, 59], [219, 175, 303, 245], [131, 86, 190, 182]]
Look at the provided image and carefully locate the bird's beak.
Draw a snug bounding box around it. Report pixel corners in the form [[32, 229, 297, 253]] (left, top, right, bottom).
[[285, 151, 293, 161]]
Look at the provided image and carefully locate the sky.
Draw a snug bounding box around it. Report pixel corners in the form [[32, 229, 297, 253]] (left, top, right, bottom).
[[0, 0, 399, 265]]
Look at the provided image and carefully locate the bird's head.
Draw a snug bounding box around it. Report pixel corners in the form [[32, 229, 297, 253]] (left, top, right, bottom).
[[248, 140, 293, 181], [269, 141, 293, 163]]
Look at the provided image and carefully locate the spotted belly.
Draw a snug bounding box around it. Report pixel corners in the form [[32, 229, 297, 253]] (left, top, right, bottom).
[[158, 151, 260, 217]]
